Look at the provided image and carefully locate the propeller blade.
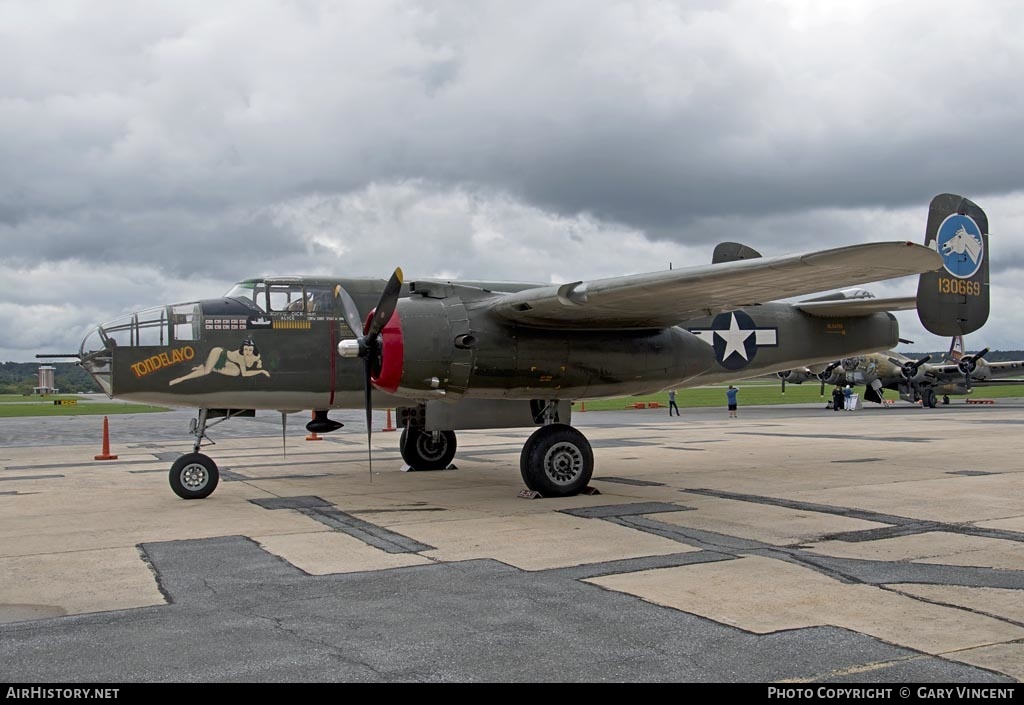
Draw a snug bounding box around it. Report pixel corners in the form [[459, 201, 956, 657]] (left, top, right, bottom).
[[365, 268, 404, 340], [334, 285, 365, 340], [364, 356, 373, 482], [972, 347, 990, 362], [819, 377, 825, 396], [781, 377, 786, 394], [341, 266, 404, 484]]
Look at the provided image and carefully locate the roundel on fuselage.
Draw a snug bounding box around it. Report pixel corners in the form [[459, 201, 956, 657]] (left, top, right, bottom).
[[709, 310, 763, 371]]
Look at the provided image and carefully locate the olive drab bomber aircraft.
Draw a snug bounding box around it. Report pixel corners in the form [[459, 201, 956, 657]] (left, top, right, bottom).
[[65, 194, 987, 501], [778, 343, 1024, 408]]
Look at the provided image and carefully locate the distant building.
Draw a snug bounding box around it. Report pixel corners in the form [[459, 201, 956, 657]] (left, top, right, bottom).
[[33, 366, 59, 395]]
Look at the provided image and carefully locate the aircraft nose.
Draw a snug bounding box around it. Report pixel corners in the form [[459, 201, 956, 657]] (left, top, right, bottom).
[[79, 325, 115, 395]]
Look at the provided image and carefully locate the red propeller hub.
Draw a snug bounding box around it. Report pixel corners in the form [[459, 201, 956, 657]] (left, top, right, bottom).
[[365, 309, 404, 394]]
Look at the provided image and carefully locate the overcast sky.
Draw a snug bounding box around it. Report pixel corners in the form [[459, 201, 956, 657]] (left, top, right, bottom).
[[3, 0, 1024, 363]]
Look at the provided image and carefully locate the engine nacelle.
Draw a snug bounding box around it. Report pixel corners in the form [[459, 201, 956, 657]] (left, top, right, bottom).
[[965, 359, 991, 381], [816, 362, 844, 385], [368, 286, 718, 400], [777, 368, 815, 384]]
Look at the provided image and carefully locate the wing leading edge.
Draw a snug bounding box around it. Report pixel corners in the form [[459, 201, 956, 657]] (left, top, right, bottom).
[[490, 241, 941, 329]]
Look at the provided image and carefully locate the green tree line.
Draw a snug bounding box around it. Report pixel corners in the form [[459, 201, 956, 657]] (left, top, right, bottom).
[[0, 362, 97, 395]]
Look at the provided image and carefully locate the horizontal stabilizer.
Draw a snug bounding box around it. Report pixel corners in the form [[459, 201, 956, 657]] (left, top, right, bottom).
[[796, 296, 917, 318]]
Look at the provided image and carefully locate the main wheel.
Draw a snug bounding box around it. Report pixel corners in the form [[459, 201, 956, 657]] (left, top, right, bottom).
[[924, 389, 938, 408], [399, 428, 457, 470], [169, 453, 220, 499], [520, 424, 594, 497]]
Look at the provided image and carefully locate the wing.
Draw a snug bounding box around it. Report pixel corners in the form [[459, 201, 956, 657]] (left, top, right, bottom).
[[928, 360, 1024, 382], [490, 242, 941, 329]]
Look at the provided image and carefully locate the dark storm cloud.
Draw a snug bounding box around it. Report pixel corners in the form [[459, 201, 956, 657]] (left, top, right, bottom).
[[6, 1, 1024, 250]]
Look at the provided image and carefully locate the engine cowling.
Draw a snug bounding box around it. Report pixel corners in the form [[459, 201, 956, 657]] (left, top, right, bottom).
[[777, 368, 815, 384], [366, 287, 718, 401]]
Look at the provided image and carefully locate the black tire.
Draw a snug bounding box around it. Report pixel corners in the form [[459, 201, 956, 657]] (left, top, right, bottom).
[[924, 389, 938, 408], [169, 453, 220, 499], [520, 424, 594, 497], [399, 428, 457, 470]]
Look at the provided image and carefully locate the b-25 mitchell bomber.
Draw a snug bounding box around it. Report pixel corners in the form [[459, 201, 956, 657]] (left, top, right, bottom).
[[62, 195, 988, 500]]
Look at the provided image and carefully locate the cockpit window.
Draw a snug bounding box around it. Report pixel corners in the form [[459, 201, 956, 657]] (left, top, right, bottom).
[[84, 306, 171, 350], [224, 281, 267, 312], [268, 284, 306, 312], [223, 279, 354, 335], [172, 304, 200, 342]]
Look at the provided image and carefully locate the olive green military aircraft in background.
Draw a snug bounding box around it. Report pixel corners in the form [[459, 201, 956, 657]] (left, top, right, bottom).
[[779, 345, 1024, 408], [56, 194, 988, 500]]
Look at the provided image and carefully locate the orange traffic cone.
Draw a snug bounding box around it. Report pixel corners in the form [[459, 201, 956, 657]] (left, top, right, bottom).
[[382, 408, 397, 432], [306, 411, 323, 441], [94, 416, 118, 460]]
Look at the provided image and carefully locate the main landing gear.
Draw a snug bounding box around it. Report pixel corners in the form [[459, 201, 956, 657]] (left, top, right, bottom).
[[920, 388, 938, 408], [399, 427, 457, 470], [399, 400, 595, 497], [399, 423, 594, 496], [519, 424, 594, 497], [518, 400, 594, 497]]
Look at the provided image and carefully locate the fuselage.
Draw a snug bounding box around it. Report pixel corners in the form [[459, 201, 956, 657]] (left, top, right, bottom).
[[79, 276, 900, 409]]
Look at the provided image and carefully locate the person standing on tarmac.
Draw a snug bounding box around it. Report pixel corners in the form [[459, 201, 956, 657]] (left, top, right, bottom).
[[726, 385, 739, 418], [668, 389, 680, 416], [832, 385, 844, 411]]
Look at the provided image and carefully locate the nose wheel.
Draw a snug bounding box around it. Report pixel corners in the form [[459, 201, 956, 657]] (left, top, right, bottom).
[[169, 452, 220, 499]]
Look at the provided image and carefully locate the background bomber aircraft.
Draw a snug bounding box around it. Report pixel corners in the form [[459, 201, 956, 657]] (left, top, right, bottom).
[[58, 194, 987, 500], [778, 343, 1024, 408]]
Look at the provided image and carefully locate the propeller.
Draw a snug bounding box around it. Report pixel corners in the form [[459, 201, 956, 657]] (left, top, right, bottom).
[[890, 354, 931, 382], [817, 361, 841, 396], [336, 269, 404, 480], [777, 370, 789, 394], [957, 347, 990, 391]]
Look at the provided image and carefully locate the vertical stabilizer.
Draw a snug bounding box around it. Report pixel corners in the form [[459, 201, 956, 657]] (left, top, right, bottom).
[[916, 194, 989, 336], [712, 242, 762, 264]]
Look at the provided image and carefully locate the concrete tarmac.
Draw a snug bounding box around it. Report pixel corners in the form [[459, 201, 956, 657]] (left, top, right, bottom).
[[1, 399, 1023, 682]]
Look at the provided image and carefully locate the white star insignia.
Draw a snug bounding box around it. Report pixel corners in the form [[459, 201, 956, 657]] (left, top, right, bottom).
[[715, 313, 754, 361]]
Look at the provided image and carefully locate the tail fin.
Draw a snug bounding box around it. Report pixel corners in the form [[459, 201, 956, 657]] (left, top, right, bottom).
[[712, 242, 762, 264], [916, 193, 989, 336]]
